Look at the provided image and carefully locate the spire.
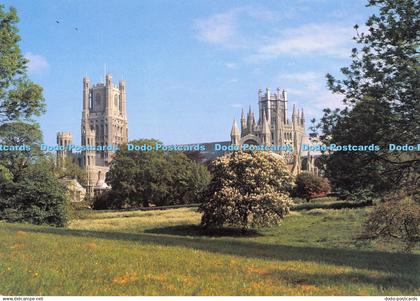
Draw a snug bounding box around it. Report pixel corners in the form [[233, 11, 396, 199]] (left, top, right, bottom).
[[230, 119, 240, 145], [240, 108, 246, 131], [230, 119, 240, 137], [247, 106, 254, 132], [292, 104, 296, 117], [301, 109, 305, 124]]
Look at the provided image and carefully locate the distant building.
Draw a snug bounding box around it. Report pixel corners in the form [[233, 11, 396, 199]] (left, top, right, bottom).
[[60, 178, 86, 203]]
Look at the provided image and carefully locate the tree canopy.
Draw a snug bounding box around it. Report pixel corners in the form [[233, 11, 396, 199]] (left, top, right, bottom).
[[0, 4, 45, 122], [316, 0, 419, 197], [102, 139, 211, 208]]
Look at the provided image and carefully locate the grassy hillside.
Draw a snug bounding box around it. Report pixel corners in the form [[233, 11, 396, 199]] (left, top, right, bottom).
[[0, 207, 419, 295]]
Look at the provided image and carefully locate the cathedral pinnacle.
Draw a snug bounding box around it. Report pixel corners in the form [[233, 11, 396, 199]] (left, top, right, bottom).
[[230, 119, 240, 137]]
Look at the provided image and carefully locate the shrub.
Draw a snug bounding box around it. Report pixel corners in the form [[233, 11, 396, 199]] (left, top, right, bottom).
[[0, 163, 69, 227], [360, 193, 420, 252], [92, 190, 124, 210], [199, 151, 294, 231], [294, 172, 331, 201]]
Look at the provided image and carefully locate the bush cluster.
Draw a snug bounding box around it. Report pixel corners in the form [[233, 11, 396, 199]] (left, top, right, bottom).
[[93, 139, 211, 209], [294, 172, 331, 201], [199, 151, 295, 230], [360, 193, 420, 251], [0, 163, 69, 227]]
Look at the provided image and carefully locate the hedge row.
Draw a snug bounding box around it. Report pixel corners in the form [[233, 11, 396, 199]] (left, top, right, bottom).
[[89, 200, 372, 212], [291, 200, 373, 211]]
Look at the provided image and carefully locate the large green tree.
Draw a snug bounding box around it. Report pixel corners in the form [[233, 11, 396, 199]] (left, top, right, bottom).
[[317, 0, 419, 197], [0, 5, 69, 227], [0, 161, 69, 226], [0, 121, 43, 180], [0, 5, 45, 122], [102, 139, 211, 208]]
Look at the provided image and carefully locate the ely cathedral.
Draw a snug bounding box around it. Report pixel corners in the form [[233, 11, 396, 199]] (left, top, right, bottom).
[[57, 74, 314, 201], [230, 88, 306, 175], [57, 74, 128, 197]]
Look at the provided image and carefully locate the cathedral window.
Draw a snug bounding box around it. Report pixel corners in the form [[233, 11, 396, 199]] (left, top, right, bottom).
[[95, 94, 101, 107], [89, 92, 93, 109], [114, 94, 119, 108]]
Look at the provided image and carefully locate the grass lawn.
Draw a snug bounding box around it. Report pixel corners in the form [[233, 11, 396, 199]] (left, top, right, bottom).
[[0, 207, 419, 296]]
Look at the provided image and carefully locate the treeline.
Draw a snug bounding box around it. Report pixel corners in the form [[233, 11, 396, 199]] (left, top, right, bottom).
[[92, 139, 211, 209]]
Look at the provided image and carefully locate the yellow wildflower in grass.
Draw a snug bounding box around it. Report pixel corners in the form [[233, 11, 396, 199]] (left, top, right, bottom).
[[245, 266, 271, 276], [298, 284, 319, 295], [16, 231, 27, 237], [112, 272, 139, 285], [179, 275, 194, 286], [144, 273, 168, 283], [86, 243, 97, 250], [10, 243, 24, 250]]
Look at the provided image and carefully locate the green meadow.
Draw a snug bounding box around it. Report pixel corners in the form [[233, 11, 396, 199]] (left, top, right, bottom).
[[0, 207, 419, 296]]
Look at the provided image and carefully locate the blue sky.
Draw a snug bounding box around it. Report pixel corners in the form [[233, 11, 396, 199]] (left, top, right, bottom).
[[4, 0, 374, 145]]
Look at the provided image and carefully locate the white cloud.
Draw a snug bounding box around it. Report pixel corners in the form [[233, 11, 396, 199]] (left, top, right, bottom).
[[25, 53, 49, 74], [230, 103, 243, 108], [278, 70, 344, 118], [194, 10, 241, 48], [285, 88, 305, 95], [195, 7, 356, 63], [280, 71, 322, 82], [249, 23, 354, 61], [226, 78, 239, 84], [193, 6, 280, 49], [225, 62, 238, 69]]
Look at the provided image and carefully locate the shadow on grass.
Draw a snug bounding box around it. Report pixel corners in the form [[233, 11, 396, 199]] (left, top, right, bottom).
[[266, 269, 416, 292], [13, 223, 420, 288], [144, 225, 263, 237]]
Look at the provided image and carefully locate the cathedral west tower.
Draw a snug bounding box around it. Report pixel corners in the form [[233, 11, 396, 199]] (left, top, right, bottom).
[[81, 74, 128, 195]]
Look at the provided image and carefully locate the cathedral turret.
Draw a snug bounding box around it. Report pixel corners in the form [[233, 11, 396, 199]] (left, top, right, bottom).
[[82, 77, 91, 147], [230, 119, 240, 145], [105, 73, 113, 114], [56, 131, 73, 166], [83, 77, 90, 115], [301, 109, 305, 126], [261, 110, 271, 145], [266, 88, 271, 122], [119, 80, 126, 117], [240, 108, 246, 133], [247, 106, 254, 134], [283, 89, 288, 122]]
